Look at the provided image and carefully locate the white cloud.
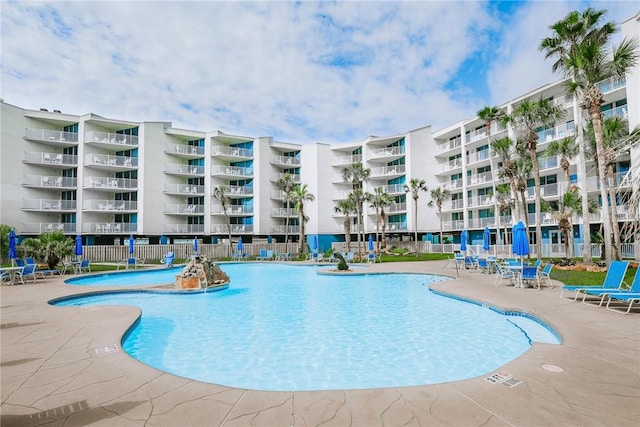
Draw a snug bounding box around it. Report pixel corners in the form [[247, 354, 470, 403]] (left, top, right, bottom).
[[1, 1, 637, 143]]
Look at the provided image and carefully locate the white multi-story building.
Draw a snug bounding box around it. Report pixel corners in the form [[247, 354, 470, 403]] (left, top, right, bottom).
[[1, 13, 638, 254]]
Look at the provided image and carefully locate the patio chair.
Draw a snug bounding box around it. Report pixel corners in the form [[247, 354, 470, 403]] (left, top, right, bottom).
[[521, 266, 541, 290], [464, 256, 477, 270], [266, 250, 274, 260], [540, 264, 553, 288], [581, 266, 640, 307], [560, 260, 629, 301], [161, 252, 175, 267], [345, 252, 355, 263], [17, 263, 38, 283], [477, 258, 490, 274], [79, 259, 91, 273], [494, 263, 516, 287], [126, 257, 137, 269], [256, 249, 268, 261]]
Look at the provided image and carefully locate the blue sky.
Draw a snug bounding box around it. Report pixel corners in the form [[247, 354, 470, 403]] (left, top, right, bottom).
[[1, 0, 637, 144]]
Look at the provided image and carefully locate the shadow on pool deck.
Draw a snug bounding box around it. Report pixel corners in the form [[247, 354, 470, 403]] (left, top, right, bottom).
[[1, 261, 639, 426]]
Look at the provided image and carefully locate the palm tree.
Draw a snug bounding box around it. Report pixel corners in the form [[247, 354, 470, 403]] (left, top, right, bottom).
[[540, 7, 639, 264], [334, 199, 356, 252], [545, 136, 579, 185], [550, 186, 599, 258], [585, 116, 634, 260], [505, 98, 565, 261], [18, 230, 74, 270], [290, 184, 315, 255], [478, 105, 505, 238], [370, 187, 394, 251], [492, 136, 520, 221], [342, 163, 371, 254], [427, 187, 450, 253], [404, 178, 427, 251], [277, 173, 296, 254], [495, 183, 515, 245], [213, 185, 233, 257], [512, 152, 533, 233]]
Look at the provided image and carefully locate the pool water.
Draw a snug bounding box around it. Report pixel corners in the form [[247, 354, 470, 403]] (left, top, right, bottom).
[[54, 264, 559, 391]]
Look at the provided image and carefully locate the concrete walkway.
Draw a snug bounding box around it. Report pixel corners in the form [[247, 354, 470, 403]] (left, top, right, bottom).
[[1, 261, 639, 426]]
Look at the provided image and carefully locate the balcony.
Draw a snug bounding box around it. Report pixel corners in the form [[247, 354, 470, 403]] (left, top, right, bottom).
[[439, 136, 462, 154], [211, 224, 253, 234], [85, 154, 137, 170], [164, 143, 204, 158], [164, 163, 205, 177], [537, 122, 576, 144], [270, 225, 300, 234], [367, 146, 405, 162], [211, 146, 253, 159], [85, 222, 137, 234], [22, 223, 76, 234], [224, 185, 253, 198], [466, 171, 493, 186], [386, 222, 407, 232], [466, 150, 490, 165], [211, 165, 253, 178], [84, 177, 138, 192], [597, 76, 625, 93], [376, 183, 405, 195], [165, 224, 205, 234], [440, 159, 462, 172], [84, 131, 139, 149], [538, 155, 559, 171], [442, 219, 466, 230], [468, 195, 494, 208], [442, 179, 463, 191], [164, 183, 205, 196], [83, 199, 137, 212], [586, 171, 632, 191], [332, 153, 362, 167], [23, 152, 77, 168], [602, 105, 628, 120], [525, 182, 560, 199], [23, 175, 77, 189], [164, 204, 205, 215], [442, 199, 464, 211], [271, 172, 300, 183], [22, 199, 77, 212], [271, 155, 301, 167], [368, 202, 406, 215], [211, 204, 253, 215], [270, 207, 297, 217], [24, 128, 78, 147], [370, 164, 405, 179], [331, 190, 352, 201]]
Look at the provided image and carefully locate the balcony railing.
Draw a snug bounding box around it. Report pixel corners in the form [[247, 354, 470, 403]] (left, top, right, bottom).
[[164, 204, 205, 215], [468, 195, 494, 208], [442, 179, 463, 190], [369, 202, 406, 214], [211, 205, 253, 215], [538, 155, 559, 170], [24, 152, 77, 167], [85, 154, 137, 169], [525, 182, 560, 199], [24, 128, 79, 145], [271, 172, 300, 182], [165, 143, 205, 157], [271, 155, 300, 167], [85, 222, 137, 234], [370, 164, 405, 177], [165, 224, 205, 234], [211, 224, 253, 234], [211, 146, 253, 158], [442, 159, 462, 172], [586, 171, 631, 191], [439, 136, 462, 153], [211, 165, 253, 177], [446, 199, 464, 210], [466, 150, 490, 164], [333, 153, 362, 166], [23, 175, 77, 189], [164, 183, 205, 195], [22, 199, 77, 211], [596, 76, 625, 93], [442, 219, 466, 230], [270, 207, 297, 217], [164, 163, 205, 176], [537, 122, 576, 144], [377, 183, 405, 195], [22, 223, 76, 234], [465, 127, 488, 142], [601, 105, 628, 120], [85, 131, 138, 147], [386, 222, 407, 231], [331, 190, 352, 200], [83, 199, 137, 211], [367, 146, 405, 160], [84, 177, 138, 190], [270, 225, 300, 234], [466, 171, 493, 186]]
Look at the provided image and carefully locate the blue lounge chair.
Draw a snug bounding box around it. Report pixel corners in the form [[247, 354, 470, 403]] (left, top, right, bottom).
[[477, 258, 490, 273], [604, 274, 640, 314], [560, 261, 629, 301], [583, 267, 640, 307], [17, 263, 39, 283], [161, 252, 175, 267], [256, 249, 268, 261], [494, 263, 516, 287], [540, 264, 553, 288]]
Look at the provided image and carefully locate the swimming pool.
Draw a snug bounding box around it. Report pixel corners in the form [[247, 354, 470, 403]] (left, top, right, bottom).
[[53, 263, 560, 391]]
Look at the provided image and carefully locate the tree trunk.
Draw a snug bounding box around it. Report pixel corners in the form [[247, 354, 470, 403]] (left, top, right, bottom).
[[530, 145, 542, 261], [284, 206, 290, 255], [607, 164, 622, 260], [413, 196, 419, 251], [573, 90, 592, 264], [439, 208, 444, 254]]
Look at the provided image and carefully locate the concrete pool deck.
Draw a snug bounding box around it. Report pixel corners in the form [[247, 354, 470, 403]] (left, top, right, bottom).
[[1, 260, 639, 426]]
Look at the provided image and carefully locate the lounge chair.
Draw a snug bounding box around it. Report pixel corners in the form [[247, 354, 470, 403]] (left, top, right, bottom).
[[540, 264, 553, 288], [345, 252, 355, 263], [560, 260, 629, 301], [604, 270, 640, 313], [161, 252, 175, 267], [256, 249, 268, 261], [477, 258, 490, 273], [582, 267, 640, 307], [17, 263, 39, 283], [79, 259, 91, 273], [126, 257, 137, 269]]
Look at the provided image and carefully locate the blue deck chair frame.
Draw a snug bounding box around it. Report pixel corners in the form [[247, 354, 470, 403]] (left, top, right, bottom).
[[560, 261, 629, 301], [583, 267, 640, 307]]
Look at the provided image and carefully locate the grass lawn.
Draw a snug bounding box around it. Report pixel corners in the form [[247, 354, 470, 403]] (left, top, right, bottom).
[[550, 267, 637, 288]]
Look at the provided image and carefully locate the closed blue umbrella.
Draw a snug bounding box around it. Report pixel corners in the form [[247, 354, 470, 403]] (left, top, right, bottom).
[[483, 226, 491, 252], [237, 236, 243, 252], [8, 229, 17, 263], [193, 237, 199, 254], [368, 234, 374, 251], [74, 234, 83, 257], [460, 230, 468, 252], [512, 221, 530, 259], [128, 235, 135, 255]]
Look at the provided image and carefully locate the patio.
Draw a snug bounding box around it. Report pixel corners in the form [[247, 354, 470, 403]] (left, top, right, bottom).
[[1, 261, 639, 426]]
